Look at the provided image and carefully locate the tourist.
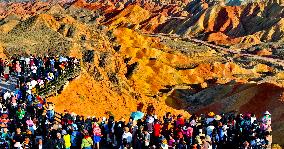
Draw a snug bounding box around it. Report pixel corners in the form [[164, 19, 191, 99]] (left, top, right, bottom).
[[62, 130, 71, 149], [55, 133, 65, 149], [92, 122, 102, 149], [3, 61, 10, 81], [81, 133, 93, 149]]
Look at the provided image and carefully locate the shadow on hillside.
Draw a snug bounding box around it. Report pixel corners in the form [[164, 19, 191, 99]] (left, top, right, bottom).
[[165, 81, 284, 145], [165, 82, 284, 115]]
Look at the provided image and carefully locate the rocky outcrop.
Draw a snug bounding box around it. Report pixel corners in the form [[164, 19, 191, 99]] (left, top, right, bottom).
[[160, 2, 284, 45]]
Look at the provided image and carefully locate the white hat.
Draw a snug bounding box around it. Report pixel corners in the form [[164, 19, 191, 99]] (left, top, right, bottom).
[[154, 115, 158, 119], [198, 129, 202, 134], [147, 116, 154, 123], [102, 117, 106, 121], [62, 130, 67, 135], [264, 111, 271, 115], [14, 142, 21, 148]]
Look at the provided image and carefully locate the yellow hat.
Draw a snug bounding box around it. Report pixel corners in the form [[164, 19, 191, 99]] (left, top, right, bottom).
[[208, 112, 215, 117]]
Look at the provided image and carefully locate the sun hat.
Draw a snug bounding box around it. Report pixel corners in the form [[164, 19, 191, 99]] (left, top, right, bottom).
[[205, 135, 211, 142], [264, 111, 271, 115], [198, 128, 202, 133], [147, 116, 154, 123], [199, 133, 205, 137], [14, 142, 21, 148], [214, 115, 222, 121], [208, 112, 215, 117], [94, 122, 99, 127], [62, 130, 67, 135], [154, 115, 158, 119]]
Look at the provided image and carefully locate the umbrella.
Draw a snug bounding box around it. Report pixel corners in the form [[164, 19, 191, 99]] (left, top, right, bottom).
[[130, 111, 144, 120], [1, 118, 9, 123], [26, 119, 34, 126], [244, 113, 251, 118], [37, 103, 43, 109], [1, 114, 8, 119], [59, 56, 68, 62]]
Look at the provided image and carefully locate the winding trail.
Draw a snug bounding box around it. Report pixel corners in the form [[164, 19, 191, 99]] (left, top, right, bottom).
[[146, 33, 284, 68]]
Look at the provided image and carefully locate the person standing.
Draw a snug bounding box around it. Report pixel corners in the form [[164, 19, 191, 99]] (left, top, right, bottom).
[[16, 61, 21, 76], [62, 130, 71, 149], [122, 127, 132, 148], [0, 58, 4, 76], [92, 122, 102, 149], [55, 133, 65, 149], [3, 60, 10, 81], [43, 135, 55, 149], [22, 137, 31, 149], [16, 107, 26, 121], [71, 127, 81, 149], [1, 127, 11, 148], [36, 139, 43, 149], [31, 64, 38, 79], [153, 120, 161, 146], [13, 128, 24, 149], [81, 133, 93, 149]]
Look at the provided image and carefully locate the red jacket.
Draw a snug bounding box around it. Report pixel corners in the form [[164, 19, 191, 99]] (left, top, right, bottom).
[[154, 123, 161, 137]]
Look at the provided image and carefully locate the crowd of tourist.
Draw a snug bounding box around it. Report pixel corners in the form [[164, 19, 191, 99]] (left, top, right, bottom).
[[0, 56, 272, 149], [0, 55, 80, 148]]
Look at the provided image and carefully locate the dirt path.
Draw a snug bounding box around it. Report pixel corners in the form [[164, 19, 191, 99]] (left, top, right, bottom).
[[145, 33, 284, 69]]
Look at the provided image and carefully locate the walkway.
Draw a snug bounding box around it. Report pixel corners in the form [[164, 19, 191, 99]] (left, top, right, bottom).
[[0, 76, 17, 93], [0, 66, 81, 99]]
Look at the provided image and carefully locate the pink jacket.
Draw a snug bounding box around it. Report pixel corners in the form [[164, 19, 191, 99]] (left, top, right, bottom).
[[93, 125, 102, 136], [16, 63, 21, 72]]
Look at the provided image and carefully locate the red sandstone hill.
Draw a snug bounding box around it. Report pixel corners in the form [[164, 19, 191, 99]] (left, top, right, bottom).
[[160, 1, 284, 45]]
